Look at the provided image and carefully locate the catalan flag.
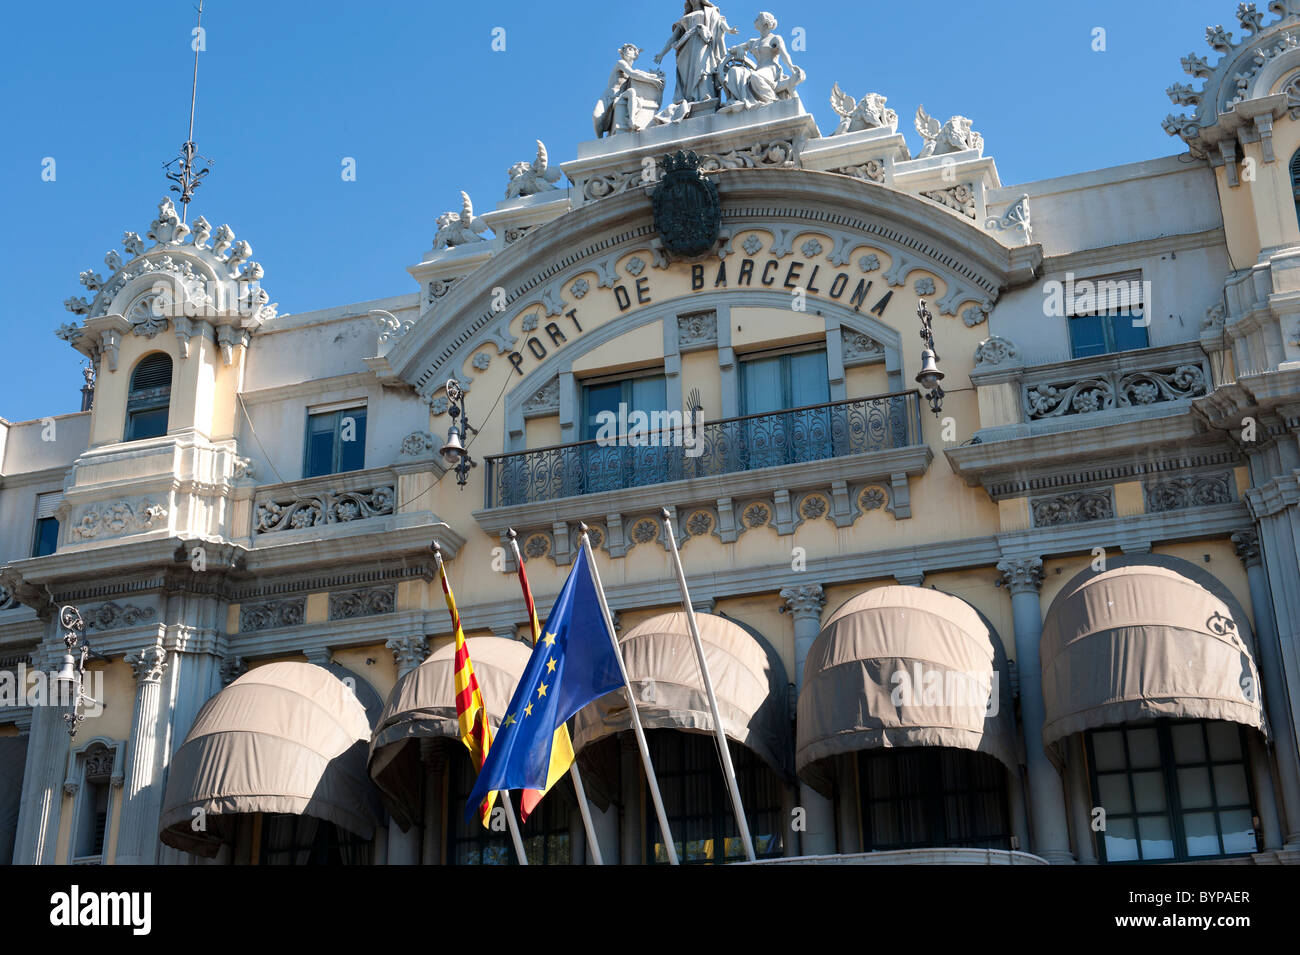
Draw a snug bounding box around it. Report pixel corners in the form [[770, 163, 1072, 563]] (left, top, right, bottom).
[[513, 545, 576, 821], [437, 553, 498, 828], [465, 546, 624, 822]]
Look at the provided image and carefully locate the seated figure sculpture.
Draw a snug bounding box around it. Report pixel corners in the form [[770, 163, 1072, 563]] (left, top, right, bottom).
[[716, 12, 804, 113], [593, 44, 666, 137]]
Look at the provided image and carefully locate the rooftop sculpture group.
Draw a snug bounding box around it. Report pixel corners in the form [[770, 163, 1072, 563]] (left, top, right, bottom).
[[595, 3, 806, 135]]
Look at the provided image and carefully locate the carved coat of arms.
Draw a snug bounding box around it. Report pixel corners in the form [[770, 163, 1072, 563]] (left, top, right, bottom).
[[651, 151, 721, 257]]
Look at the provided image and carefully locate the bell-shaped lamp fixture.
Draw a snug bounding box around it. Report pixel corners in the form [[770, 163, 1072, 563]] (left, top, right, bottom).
[[441, 425, 465, 465], [55, 651, 77, 688], [915, 348, 945, 392]]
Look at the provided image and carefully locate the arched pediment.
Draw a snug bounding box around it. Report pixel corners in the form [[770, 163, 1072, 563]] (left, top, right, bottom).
[[384, 167, 1043, 405], [57, 197, 276, 366]]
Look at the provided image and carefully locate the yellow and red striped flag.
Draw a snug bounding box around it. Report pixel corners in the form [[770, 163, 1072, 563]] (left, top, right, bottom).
[[438, 555, 498, 829], [513, 548, 577, 822]]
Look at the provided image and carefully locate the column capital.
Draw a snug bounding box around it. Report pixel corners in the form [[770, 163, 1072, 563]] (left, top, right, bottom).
[[780, 583, 826, 621], [302, 646, 333, 668], [220, 655, 247, 686], [386, 634, 429, 676], [124, 643, 168, 685], [997, 556, 1044, 595], [1231, 527, 1263, 569]]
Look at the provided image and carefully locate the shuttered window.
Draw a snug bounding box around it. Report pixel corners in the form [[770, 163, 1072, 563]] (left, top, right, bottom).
[[126, 353, 172, 441], [31, 491, 61, 557], [1066, 271, 1149, 358]]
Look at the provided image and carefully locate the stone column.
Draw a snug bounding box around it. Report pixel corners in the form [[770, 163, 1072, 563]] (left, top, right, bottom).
[[1233, 528, 1300, 845], [114, 643, 169, 865], [997, 557, 1074, 864], [1065, 735, 1098, 863], [780, 583, 832, 855], [387, 635, 429, 679], [12, 642, 69, 864]]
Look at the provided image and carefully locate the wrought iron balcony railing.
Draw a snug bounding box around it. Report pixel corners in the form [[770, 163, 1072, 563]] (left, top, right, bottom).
[[485, 390, 922, 508]]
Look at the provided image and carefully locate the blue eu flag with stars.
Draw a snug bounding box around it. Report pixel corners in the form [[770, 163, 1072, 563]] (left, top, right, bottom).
[[465, 546, 624, 820]]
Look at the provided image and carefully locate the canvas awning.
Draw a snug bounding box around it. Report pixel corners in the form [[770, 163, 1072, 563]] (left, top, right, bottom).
[[159, 662, 381, 857], [368, 636, 530, 830], [1040, 556, 1265, 764], [796, 586, 1018, 798], [572, 612, 793, 803]]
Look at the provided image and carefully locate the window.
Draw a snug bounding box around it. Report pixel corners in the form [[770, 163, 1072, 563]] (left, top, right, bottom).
[[446, 748, 572, 864], [1066, 271, 1148, 358], [303, 406, 367, 478], [71, 741, 117, 863], [125, 353, 172, 441], [739, 346, 829, 416], [738, 346, 831, 469], [1086, 720, 1257, 863], [645, 730, 785, 864], [580, 372, 667, 441], [31, 491, 62, 557], [856, 747, 1011, 852], [258, 813, 372, 865]]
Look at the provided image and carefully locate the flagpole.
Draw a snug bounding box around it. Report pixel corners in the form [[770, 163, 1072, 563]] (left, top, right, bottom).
[[507, 529, 604, 865], [579, 524, 680, 865], [658, 508, 757, 863], [498, 790, 529, 866], [432, 540, 529, 867]]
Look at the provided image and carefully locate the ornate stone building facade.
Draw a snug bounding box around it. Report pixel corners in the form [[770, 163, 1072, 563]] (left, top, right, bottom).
[[3, 2, 1300, 865]]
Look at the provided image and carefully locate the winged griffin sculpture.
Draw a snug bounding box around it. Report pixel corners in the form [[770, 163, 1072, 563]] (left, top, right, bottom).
[[505, 141, 562, 199], [829, 83, 897, 135], [914, 105, 984, 158], [433, 192, 490, 250]]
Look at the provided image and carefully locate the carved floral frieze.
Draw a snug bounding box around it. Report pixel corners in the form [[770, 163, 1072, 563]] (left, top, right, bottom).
[[328, 586, 395, 621], [1145, 472, 1235, 512], [239, 598, 306, 632], [1030, 489, 1114, 527], [1024, 362, 1208, 421], [70, 499, 169, 542], [254, 485, 394, 534]]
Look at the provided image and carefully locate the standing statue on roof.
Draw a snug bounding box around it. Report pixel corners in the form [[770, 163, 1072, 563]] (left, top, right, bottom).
[[653, 0, 738, 112]]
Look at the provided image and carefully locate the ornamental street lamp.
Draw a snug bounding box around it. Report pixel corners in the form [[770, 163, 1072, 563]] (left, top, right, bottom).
[[54, 605, 106, 738], [440, 379, 478, 488], [914, 299, 946, 416]]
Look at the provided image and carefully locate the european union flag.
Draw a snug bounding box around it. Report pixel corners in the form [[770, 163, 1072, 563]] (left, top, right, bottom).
[[465, 546, 624, 819]]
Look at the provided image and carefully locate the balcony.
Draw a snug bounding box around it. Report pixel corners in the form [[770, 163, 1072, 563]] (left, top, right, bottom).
[[485, 391, 922, 509]]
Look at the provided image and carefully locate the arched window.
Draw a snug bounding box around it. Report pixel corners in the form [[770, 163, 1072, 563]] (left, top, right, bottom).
[[125, 353, 172, 441], [1085, 719, 1257, 863], [446, 748, 573, 864], [645, 730, 786, 864], [856, 747, 1012, 852], [1291, 148, 1300, 228]]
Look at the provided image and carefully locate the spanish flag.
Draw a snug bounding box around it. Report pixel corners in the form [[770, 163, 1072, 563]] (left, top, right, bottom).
[[514, 549, 576, 822], [437, 555, 497, 828]]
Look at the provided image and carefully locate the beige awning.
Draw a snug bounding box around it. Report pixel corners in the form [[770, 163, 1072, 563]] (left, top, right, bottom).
[[1040, 556, 1265, 763], [159, 662, 381, 857], [368, 637, 529, 830], [796, 586, 1019, 797], [572, 612, 793, 801]]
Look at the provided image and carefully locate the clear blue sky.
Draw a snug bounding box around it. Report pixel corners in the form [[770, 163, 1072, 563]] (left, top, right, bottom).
[[0, 0, 1232, 423]]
